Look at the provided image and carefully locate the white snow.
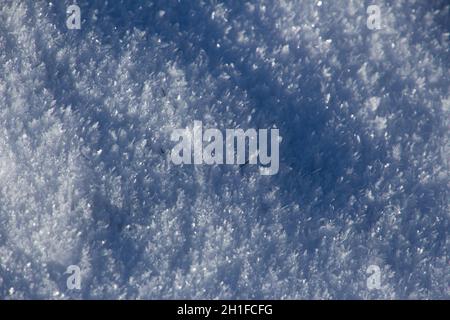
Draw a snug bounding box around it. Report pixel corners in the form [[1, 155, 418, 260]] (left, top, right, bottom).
[[0, 0, 448, 299]]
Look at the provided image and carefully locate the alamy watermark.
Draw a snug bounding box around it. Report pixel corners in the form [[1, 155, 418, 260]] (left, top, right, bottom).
[[66, 4, 81, 30], [367, 5, 382, 30], [170, 121, 281, 175], [65, 265, 81, 290], [366, 264, 381, 290]]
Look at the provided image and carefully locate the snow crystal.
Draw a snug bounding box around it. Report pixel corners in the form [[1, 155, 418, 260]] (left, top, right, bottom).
[[0, 0, 448, 299]]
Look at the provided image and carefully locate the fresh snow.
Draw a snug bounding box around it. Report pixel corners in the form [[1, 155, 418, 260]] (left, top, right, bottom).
[[0, 0, 448, 299]]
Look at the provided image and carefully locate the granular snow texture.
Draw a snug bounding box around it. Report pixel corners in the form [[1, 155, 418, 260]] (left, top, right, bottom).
[[0, 0, 448, 299]]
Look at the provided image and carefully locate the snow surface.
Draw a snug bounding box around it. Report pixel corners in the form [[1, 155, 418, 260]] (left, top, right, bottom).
[[0, 0, 448, 299]]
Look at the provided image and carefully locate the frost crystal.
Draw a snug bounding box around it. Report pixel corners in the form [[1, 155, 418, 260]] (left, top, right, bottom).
[[0, 0, 448, 299]]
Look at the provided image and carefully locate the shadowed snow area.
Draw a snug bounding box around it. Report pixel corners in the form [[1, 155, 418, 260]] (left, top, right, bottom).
[[0, 0, 449, 299]]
